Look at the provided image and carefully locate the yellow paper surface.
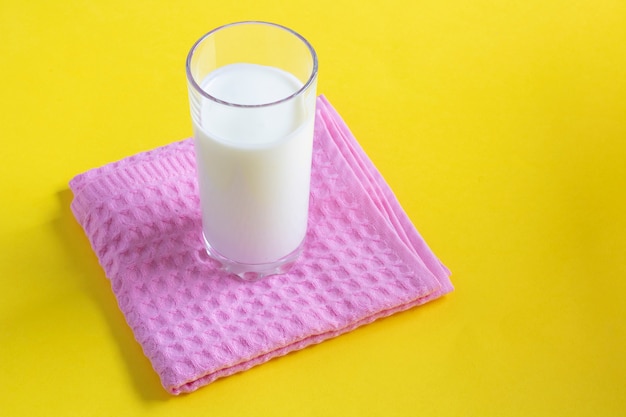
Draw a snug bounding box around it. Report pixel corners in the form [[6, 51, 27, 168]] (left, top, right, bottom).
[[1, 0, 624, 415]]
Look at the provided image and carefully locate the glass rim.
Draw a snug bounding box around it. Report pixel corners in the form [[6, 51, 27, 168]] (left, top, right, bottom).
[[185, 21, 318, 108]]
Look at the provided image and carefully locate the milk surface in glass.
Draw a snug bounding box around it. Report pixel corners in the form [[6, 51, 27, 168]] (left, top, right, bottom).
[[193, 63, 314, 265]]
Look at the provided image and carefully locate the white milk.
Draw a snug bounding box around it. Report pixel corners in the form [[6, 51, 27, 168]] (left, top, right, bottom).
[[192, 63, 315, 265]]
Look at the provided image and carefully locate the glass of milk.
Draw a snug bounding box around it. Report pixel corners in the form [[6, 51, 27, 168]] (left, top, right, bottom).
[[186, 21, 318, 280]]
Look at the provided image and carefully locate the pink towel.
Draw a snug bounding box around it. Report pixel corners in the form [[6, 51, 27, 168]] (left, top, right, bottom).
[[69, 95, 453, 395]]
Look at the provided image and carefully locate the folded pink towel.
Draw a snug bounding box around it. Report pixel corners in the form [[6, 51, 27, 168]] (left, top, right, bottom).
[[69, 95, 453, 395]]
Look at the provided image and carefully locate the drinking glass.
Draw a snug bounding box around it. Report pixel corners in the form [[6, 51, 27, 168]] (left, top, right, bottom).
[[186, 21, 318, 280]]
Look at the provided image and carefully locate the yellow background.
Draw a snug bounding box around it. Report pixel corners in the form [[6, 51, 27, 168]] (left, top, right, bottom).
[[1, 0, 625, 415]]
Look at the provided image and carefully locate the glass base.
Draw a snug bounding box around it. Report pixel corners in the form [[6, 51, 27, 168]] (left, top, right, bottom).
[[203, 233, 303, 281]]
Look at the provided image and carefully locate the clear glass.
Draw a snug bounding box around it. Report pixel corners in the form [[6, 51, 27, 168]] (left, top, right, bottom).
[[186, 21, 318, 280]]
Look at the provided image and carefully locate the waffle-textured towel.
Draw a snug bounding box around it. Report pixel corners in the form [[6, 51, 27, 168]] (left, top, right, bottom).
[[69, 95, 453, 395]]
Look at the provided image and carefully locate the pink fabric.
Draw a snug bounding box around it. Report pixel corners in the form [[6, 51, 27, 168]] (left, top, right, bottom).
[[69, 95, 453, 395]]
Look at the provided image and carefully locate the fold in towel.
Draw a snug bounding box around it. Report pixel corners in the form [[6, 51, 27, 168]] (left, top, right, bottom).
[[69, 95, 453, 395]]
